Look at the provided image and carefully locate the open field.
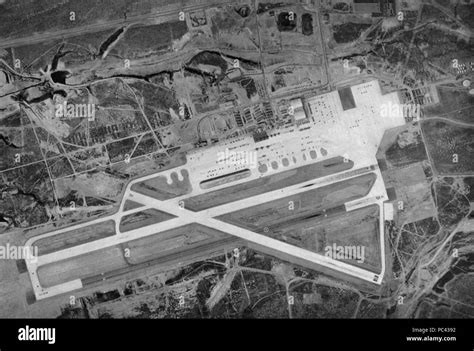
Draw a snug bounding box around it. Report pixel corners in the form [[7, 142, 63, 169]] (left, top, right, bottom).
[[12, 40, 63, 70], [131, 169, 192, 200], [215, 173, 382, 272], [245, 204, 382, 271], [119, 209, 175, 233], [217, 172, 376, 232], [0, 123, 43, 172], [35, 220, 116, 255], [246, 241, 383, 295], [376, 124, 428, 171], [422, 120, 474, 175], [184, 156, 354, 211], [36, 223, 234, 289], [81, 236, 241, 288], [109, 22, 188, 59], [123, 224, 230, 265], [383, 163, 436, 225], [302, 205, 381, 272], [423, 87, 474, 124], [289, 282, 360, 318], [243, 205, 382, 273], [0, 0, 194, 40], [122, 200, 144, 211], [385, 133, 428, 168], [38, 244, 127, 288]]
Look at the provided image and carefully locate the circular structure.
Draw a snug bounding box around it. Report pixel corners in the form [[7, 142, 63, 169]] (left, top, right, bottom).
[[282, 158, 290, 167], [463, 79, 471, 87], [258, 163, 268, 174], [271, 161, 279, 170], [309, 150, 317, 159]]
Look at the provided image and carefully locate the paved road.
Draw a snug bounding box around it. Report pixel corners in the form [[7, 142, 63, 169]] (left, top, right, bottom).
[[421, 116, 474, 129]]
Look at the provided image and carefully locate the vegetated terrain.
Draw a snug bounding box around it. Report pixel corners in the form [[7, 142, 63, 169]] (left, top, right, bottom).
[[36, 222, 231, 288], [423, 87, 474, 124], [57, 248, 388, 319], [432, 177, 471, 228], [414, 250, 474, 318], [35, 220, 116, 255], [421, 120, 474, 174], [119, 209, 175, 232], [0, 161, 54, 229], [131, 169, 192, 200], [110, 22, 188, 59], [385, 132, 428, 168], [184, 157, 353, 211], [0, 0, 182, 38], [217, 173, 376, 232], [332, 23, 371, 44]]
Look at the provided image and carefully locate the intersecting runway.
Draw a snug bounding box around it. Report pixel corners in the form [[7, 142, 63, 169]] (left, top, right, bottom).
[[25, 159, 387, 300]]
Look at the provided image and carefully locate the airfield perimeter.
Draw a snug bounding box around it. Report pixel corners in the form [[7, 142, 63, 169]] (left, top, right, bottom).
[[23, 80, 405, 301]]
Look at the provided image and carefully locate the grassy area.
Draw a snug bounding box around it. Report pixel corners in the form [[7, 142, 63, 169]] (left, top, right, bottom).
[[34, 220, 116, 255], [422, 120, 474, 174], [131, 169, 192, 200], [424, 87, 474, 124], [185, 157, 354, 211]]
